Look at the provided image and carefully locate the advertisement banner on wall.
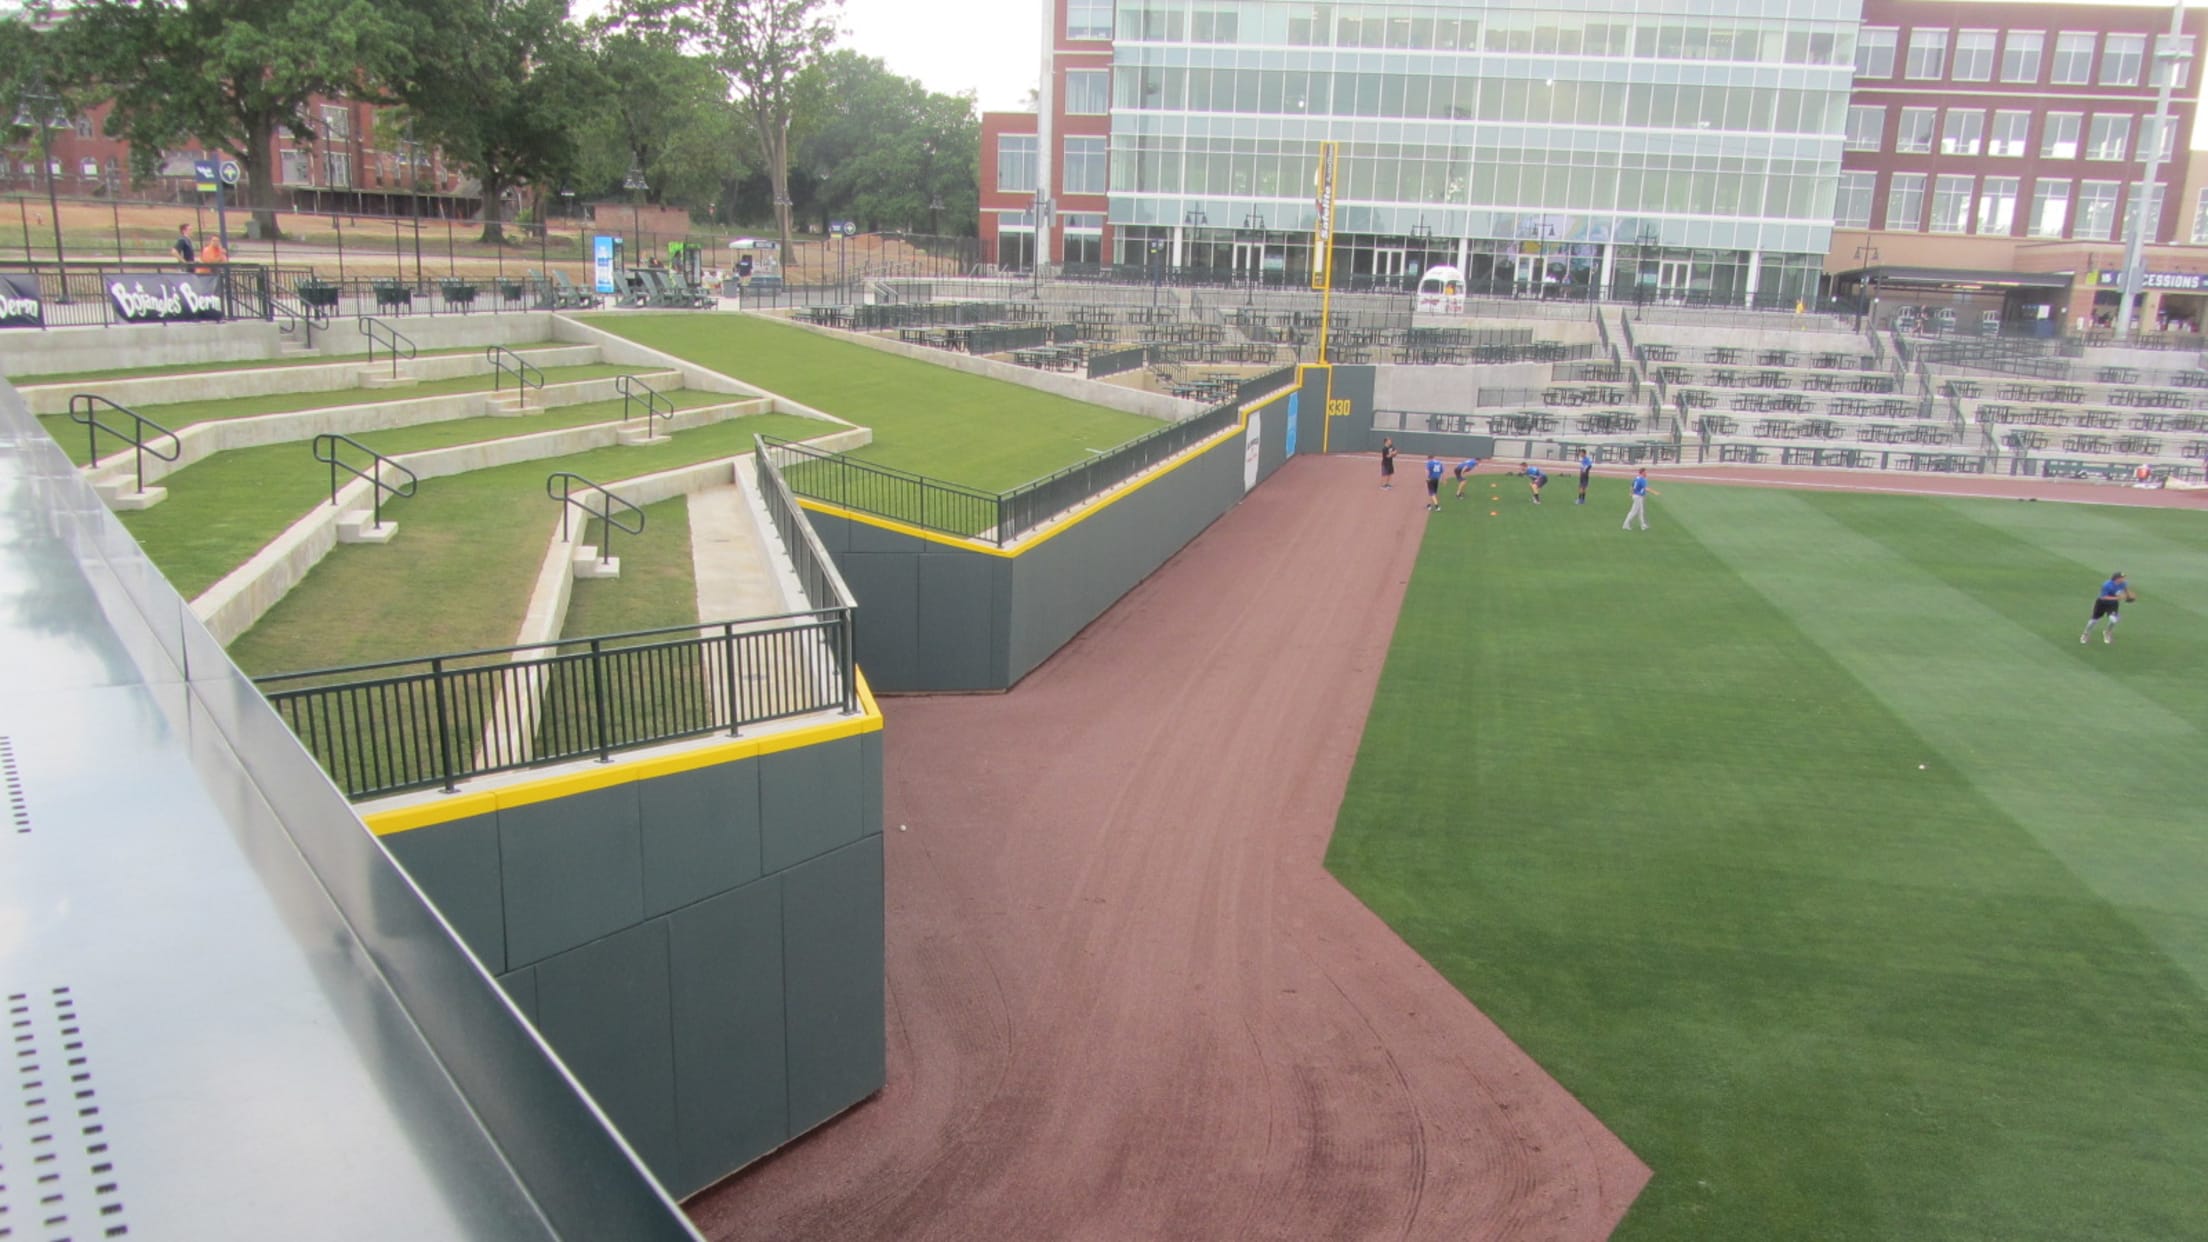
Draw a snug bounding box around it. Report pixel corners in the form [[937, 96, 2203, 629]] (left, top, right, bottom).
[[593, 236, 617, 294], [0, 274, 42, 328], [1284, 393, 1298, 457], [106, 273, 224, 323], [1243, 410, 1262, 493]]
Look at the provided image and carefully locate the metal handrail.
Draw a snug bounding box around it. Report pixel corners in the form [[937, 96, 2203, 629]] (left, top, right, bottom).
[[547, 471, 644, 565], [358, 315, 417, 379], [66, 394, 180, 496], [487, 345, 546, 408], [312, 433, 420, 531], [613, 373, 674, 434]]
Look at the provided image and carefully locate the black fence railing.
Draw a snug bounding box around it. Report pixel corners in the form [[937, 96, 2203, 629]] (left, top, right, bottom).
[[0, 260, 274, 327], [67, 393, 178, 494], [1237, 365, 1297, 405], [1086, 345, 1151, 379], [255, 613, 858, 799], [313, 432, 418, 530], [998, 400, 1243, 540], [752, 436, 859, 619]]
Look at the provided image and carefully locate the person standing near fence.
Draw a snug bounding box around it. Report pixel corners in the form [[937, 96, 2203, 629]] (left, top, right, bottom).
[[1576, 451, 1594, 504], [1622, 468, 1655, 531], [1379, 438, 1397, 490], [195, 230, 227, 276], [173, 224, 196, 270]]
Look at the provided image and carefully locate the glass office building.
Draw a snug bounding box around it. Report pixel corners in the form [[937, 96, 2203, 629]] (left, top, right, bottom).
[[1098, 0, 1861, 305]]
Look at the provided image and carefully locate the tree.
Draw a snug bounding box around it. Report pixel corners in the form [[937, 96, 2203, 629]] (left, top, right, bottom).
[[686, 0, 839, 257], [66, 0, 412, 240], [390, 0, 600, 244], [793, 51, 976, 236], [0, 12, 76, 258], [577, 10, 747, 212]]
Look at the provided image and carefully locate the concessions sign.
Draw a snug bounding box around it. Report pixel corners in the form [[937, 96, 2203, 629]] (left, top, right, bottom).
[[107, 273, 225, 323], [0, 274, 41, 328]]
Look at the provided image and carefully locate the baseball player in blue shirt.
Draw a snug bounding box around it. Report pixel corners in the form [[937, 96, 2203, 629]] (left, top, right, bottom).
[[1423, 454, 1444, 511], [1576, 451, 1595, 504], [2081, 572, 2136, 644], [1451, 456, 1481, 499], [1521, 461, 1547, 504], [1623, 467, 1655, 530]]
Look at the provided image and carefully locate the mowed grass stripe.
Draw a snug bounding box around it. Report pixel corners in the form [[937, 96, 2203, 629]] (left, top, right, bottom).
[[226, 411, 826, 677], [589, 313, 1162, 489], [1325, 484, 2208, 1242], [116, 389, 752, 598], [1934, 493, 2208, 629], [1679, 487, 2208, 989]]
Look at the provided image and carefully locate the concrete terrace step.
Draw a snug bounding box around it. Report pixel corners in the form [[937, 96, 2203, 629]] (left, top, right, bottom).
[[483, 370, 683, 416], [14, 344, 587, 416]]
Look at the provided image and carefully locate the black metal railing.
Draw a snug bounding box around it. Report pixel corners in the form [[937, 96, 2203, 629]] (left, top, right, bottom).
[[614, 373, 674, 435], [753, 436, 858, 617], [312, 433, 419, 531], [998, 400, 1242, 540], [1237, 365, 1296, 405], [487, 344, 546, 408], [359, 316, 417, 378], [547, 472, 644, 565], [760, 438, 1005, 540], [254, 613, 857, 799], [0, 260, 274, 328], [66, 394, 179, 495], [1086, 345, 1151, 379]]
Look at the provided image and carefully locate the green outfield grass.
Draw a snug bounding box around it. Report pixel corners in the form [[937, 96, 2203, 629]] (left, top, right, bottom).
[[588, 313, 1161, 489], [1326, 480, 2208, 1241]]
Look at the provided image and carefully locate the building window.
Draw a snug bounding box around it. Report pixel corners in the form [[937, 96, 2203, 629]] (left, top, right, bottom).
[[2076, 180, 2121, 240], [1066, 0, 1112, 41], [79, 158, 98, 179], [1929, 175, 1974, 233], [1941, 109, 1985, 157], [320, 104, 350, 141], [1907, 28, 1949, 79], [1886, 173, 1927, 231], [2030, 180, 2072, 237], [1857, 27, 1898, 77], [1896, 107, 1937, 155], [1065, 69, 1108, 115], [2125, 181, 2167, 237], [2052, 32, 2095, 84], [280, 148, 311, 185], [2041, 113, 2082, 159], [2087, 115, 2132, 161], [2142, 115, 2177, 161], [996, 134, 1037, 193], [2191, 187, 2208, 243], [1844, 106, 1884, 152], [1836, 171, 1876, 229], [2153, 34, 2195, 88], [2002, 32, 2044, 83], [1977, 177, 2019, 234], [1952, 30, 1996, 81], [2101, 33, 2145, 86], [1988, 111, 2031, 157], [73, 115, 93, 138], [1062, 136, 1106, 194]]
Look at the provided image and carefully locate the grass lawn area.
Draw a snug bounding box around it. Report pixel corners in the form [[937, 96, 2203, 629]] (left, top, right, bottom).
[[587, 313, 1161, 489], [114, 388, 750, 598], [1326, 480, 2208, 1241], [561, 497, 700, 640], [4, 342, 558, 385], [37, 362, 648, 463], [226, 411, 827, 676]]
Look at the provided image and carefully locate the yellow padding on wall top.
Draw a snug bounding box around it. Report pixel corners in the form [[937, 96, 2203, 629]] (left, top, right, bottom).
[[359, 670, 883, 837]]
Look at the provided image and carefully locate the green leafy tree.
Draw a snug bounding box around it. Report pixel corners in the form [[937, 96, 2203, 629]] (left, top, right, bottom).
[[577, 9, 747, 212], [388, 0, 600, 244], [0, 12, 77, 256], [65, 0, 412, 240], [679, 0, 839, 256], [793, 51, 975, 236]]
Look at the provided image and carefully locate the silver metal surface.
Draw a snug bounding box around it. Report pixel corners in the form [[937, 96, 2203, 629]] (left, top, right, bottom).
[[0, 380, 702, 1241]]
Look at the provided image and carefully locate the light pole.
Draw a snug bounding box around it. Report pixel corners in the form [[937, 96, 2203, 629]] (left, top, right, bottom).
[[24, 82, 64, 264], [1852, 242, 1881, 331], [623, 163, 649, 278], [1182, 207, 1206, 295], [1409, 218, 1434, 294], [2118, 3, 2192, 338]]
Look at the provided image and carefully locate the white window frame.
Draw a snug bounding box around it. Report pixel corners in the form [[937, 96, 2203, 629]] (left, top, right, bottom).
[[1977, 176, 2019, 234], [2086, 115, 2132, 162], [1857, 27, 1899, 78], [2001, 31, 2044, 83], [1988, 111, 2031, 158], [1064, 69, 1109, 115], [1952, 30, 1996, 82], [2052, 32, 2095, 85], [2100, 33, 2145, 86], [1061, 136, 1107, 194], [1886, 173, 1927, 231], [1929, 174, 1975, 233], [1844, 105, 1884, 152], [1835, 171, 1876, 229], [2041, 113, 2081, 160], [1940, 109, 1984, 157], [1066, 0, 1113, 41], [1907, 28, 1950, 79], [1896, 107, 1937, 155], [2076, 180, 2121, 240], [2030, 180, 2071, 238], [996, 134, 1038, 193]]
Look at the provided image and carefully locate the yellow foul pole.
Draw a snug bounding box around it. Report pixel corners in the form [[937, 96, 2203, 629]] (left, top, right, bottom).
[[1313, 140, 1340, 452]]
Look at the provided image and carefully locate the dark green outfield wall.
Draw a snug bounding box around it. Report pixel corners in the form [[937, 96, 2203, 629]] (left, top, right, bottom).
[[809, 380, 1303, 693], [380, 731, 884, 1198]]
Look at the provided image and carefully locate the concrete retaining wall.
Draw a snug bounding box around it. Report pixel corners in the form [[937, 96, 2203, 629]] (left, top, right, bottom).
[[806, 383, 1296, 692], [765, 314, 1197, 424], [374, 728, 884, 1197], [1, 319, 287, 378], [16, 343, 601, 416]]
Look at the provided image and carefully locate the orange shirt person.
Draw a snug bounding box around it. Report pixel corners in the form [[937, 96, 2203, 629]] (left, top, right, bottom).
[[195, 233, 228, 275]]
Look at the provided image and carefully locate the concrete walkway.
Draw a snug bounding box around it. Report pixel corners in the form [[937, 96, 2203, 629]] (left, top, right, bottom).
[[689, 476, 797, 622]]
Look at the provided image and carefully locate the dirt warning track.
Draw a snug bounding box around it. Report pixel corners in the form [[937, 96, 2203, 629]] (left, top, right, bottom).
[[690, 454, 1648, 1241]]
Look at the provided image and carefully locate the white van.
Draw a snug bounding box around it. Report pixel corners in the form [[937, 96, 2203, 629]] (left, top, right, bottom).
[[1415, 264, 1466, 314]]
